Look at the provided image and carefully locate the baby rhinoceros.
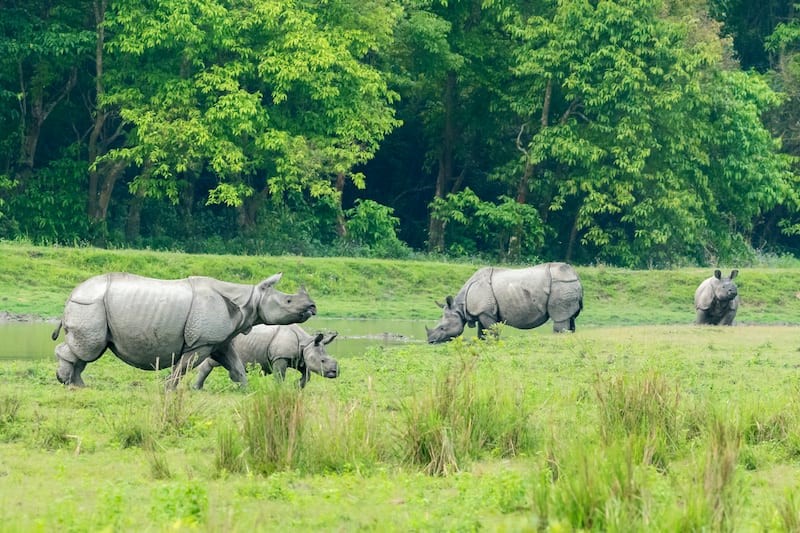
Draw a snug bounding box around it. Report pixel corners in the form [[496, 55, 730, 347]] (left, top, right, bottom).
[[192, 324, 339, 389], [694, 269, 739, 325]]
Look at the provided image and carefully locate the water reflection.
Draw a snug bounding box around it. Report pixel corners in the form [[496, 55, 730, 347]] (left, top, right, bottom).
[[0, 318, 428, 361]]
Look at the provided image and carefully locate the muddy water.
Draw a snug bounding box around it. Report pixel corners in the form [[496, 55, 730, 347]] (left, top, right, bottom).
[[0, 318, 430, 361]]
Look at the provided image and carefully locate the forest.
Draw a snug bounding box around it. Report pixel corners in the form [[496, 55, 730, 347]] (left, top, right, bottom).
[[1, 0, 799, 267]]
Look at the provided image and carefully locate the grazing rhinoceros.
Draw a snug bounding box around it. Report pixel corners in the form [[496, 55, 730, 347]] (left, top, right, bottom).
[[694, 269, 739, 325], [426, 262, 583, 343], [192, 324, 339, 389], [51, 272, 316, 387]]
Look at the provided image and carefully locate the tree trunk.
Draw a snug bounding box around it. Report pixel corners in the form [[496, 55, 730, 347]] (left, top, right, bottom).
[[510, 80, 552, 260], [565, 210, 580, 263], [88, 0, 126, 228], [238, 186, 269, 230], [427, 70, 457, 252], [16, 62, 77, 188], [335, 171, 347, 238], [125, 190, 145, 241]]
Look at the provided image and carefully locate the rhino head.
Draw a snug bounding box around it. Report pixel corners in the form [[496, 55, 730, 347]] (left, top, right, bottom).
[[712, 269, 739, 302], [301, 332, 339, 379], [426, 295, 466, 344], [255, 273, 317, 325]]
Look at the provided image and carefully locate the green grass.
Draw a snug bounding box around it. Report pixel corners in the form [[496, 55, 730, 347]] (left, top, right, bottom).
[[2, 241, 800, 324], [2, 325, 800, 530], [3, 242, 800, 530]]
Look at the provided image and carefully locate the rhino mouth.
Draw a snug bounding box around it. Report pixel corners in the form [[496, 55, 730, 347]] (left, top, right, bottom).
[[324, 368, 339, 378]]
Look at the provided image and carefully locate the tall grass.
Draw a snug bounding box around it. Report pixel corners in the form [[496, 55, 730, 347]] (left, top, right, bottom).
[[239, 380, 306, 475], [594, 371, 682, 470], [396, 352, 535, 475]]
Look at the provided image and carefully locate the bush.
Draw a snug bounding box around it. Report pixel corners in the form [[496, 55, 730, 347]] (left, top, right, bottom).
[[344, 199, 412, 259]]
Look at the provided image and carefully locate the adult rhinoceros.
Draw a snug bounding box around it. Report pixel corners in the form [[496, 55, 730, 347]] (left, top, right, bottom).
[[426, 262, 583, 343], [192, 324, 339, 389], [694, 269, 739, 325], [51, 272, 316, 387]]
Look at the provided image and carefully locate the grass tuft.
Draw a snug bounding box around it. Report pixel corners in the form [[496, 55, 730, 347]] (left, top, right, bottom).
[[240, 380, 305, 475]]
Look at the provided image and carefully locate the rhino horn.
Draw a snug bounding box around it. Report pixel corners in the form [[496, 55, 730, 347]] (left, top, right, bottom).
[[435, 300, 444, 308], [425, 326, 432, 335]]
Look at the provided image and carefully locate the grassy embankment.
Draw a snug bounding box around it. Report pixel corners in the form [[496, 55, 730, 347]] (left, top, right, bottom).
[[2, 242, 800, 531], [2, 241, 799, 324]]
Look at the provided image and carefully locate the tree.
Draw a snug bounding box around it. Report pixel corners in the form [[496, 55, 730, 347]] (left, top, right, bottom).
[[103, 0, 400, 238], [507, 0, 795, 266]]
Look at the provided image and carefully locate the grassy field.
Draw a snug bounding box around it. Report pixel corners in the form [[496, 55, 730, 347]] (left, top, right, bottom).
[[2, 243, 800, 531], [2, 241, 800, 324]]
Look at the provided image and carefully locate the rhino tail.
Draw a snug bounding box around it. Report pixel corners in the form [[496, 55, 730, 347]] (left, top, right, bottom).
[[51, 320, 63, 341]]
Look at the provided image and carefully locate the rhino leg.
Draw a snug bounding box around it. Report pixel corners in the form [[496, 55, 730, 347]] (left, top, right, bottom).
[[271, 359, 289, 382], [191, 358, 220, 390], [298, 365, 311, 389], [476, 314, 499, 340], [166, 348, 211, 389], [719, 309, 736, 326], [695, 309, 712, 325], [55, 342, 91, 387], [208, 350, 248, 387]]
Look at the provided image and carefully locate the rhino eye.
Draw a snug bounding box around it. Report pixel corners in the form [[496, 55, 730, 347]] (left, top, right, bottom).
[[287, 298, 292, 303]]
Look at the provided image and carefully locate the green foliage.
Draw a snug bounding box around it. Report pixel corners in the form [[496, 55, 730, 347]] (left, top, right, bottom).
[[7, 144, 91, 243], [344, 199, 411, 258], [149, 483, 207, 525], [508, 0, 796, 266], [430, 188, 544, 261], [104, 0, 400, 208]]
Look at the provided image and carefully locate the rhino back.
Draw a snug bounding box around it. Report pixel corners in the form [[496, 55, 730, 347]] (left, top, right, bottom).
[[229, 324, 283, 365], [104, 275, 193, 367], [490, 267, 550, 327]]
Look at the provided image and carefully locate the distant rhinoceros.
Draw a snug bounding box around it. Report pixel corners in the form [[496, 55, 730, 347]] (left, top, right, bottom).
[[192, 324, 339, 389], [51, 272, 317, 387], [694, 269, 739, 325], [426, 262, 583, 343]]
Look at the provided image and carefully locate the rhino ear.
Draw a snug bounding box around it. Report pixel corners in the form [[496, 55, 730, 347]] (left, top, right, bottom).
[[258, 272, 283, 290], [313, 333, 325, 346], [445, 295, 454, 308], [714, 269, 722, 279], [730, 269, 738, 279], [323, 332, 338, 344]]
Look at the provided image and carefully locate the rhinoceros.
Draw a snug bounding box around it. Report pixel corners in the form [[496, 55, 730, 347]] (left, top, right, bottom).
[[426, 262, 583, 343], [51, 272, 316, 387], [694, 269, 739, 325], [192, 324, 339, 389]]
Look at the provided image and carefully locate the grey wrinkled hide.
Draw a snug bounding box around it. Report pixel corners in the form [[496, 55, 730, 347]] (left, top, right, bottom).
[[51, 272, 317, 388], [192, 324, 338, 389], [694, 269, 739, 325], [427, 262, 583, 343]]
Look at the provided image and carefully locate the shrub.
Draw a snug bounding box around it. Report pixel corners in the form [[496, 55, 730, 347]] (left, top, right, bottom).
[[344, 199, 411, 259]]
